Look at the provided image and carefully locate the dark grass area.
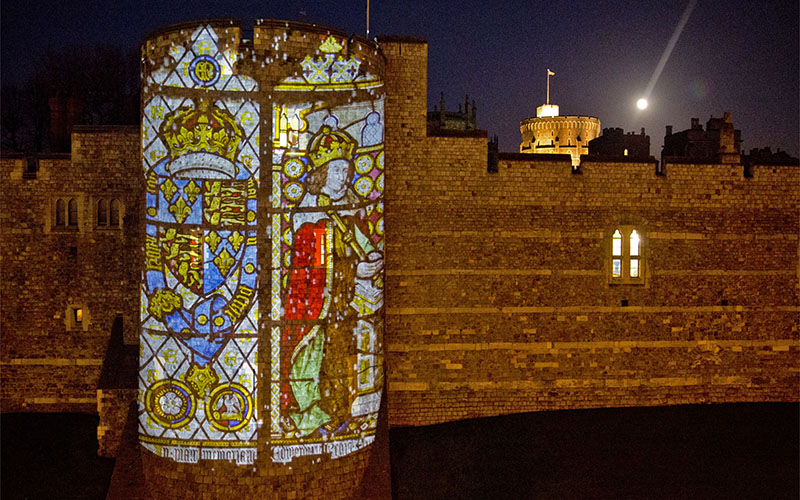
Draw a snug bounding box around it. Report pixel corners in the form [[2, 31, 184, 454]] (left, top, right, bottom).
[[1, 413, 114, 500], [390, 403, 800, 500]]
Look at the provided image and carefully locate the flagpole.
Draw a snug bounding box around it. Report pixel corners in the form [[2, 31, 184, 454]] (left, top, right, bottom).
[[546, 69, 550, 105], [366, 0, 370, 37]]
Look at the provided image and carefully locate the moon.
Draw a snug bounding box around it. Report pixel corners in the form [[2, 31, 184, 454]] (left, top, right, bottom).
[[637, 98, 649, 110]]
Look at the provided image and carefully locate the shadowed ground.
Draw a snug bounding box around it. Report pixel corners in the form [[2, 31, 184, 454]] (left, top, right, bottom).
[[1, 413, 114, 500], [390, 403, 799, 500], [2, 403, 797, 499]]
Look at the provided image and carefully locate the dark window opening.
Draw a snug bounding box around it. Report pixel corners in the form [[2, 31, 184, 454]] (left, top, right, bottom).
[[68, 199, 78, 226]]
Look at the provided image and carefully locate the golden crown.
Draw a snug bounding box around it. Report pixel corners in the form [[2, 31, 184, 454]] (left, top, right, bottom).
[[308, 125, 355, 168], [160, 100, 243, 164]]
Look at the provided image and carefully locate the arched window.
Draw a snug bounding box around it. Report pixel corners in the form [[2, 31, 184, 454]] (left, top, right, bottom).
[[610, 227, 645, 284], [629, 230, 640, 278], [55, 199, 66, 226], [97, 199, 108, 226], [611, 229, 622, 278], [68, 199, 78, 227], [109, 199, 120, 227]]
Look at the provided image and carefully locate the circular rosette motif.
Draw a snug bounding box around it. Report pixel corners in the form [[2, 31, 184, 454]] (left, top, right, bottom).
[[376, 151, 384, 171], [283, 158, 305, 179], [188, 55, 221, 87], [145, 380, 196, 429], [355, 176, 374, 198], [284, 181, 304, 202], [376, 172, 384, 193], [355, 155, 373, 175], [206, 383, 254, 432]]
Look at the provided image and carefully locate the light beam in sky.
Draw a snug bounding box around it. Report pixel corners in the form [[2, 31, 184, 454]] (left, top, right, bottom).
[[642, 0, 697, 101]]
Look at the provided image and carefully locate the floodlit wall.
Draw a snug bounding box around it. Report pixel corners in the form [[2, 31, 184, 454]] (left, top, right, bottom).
[[382, 40, 799, 427], [0, 129, 141, 412], [0, 24, 798, 500], [138, 19, 386, 498]]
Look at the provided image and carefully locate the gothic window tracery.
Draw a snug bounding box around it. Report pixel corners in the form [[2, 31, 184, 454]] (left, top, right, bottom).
[[610, 226, 645, 284]]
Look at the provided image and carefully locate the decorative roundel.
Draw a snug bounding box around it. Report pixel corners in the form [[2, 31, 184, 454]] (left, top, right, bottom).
[[376, 172, 384, 193], [355, 176, 374, 197], [376, 217, 384, 235], [188, 55, 221, 87], [145, 380, 196, 429], [355, 155, 373, 175], [284, 158, 305, 179], [284, 181, 304, 202], [206, 383, 254, 432], [283, 227, 293, 246], [284, 252, 292, 268], [376, 151, 384, 171]]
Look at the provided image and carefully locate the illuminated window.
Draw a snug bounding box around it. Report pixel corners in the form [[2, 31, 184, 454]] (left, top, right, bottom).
[[55, 199, 66, 226], [609, 227, 644, 284], [66, 305, 87, 331], [623, 148, 629, 156], [612, 229, 622, 278], [68, 199, 78, 226]]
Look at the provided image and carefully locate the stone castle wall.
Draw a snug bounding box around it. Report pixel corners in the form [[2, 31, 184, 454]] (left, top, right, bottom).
[[1, 128, 142, 412], [0, 25, 798, 500], [383, 39, 799, 427]]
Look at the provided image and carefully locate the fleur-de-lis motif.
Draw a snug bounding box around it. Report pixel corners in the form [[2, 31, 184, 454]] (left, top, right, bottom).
[[160, 178, 178, 201], [169, 197, 192, 224], [214, 248, 235, 276], [206, 231, 221, 253], [184, 181, 201, 204], [228, 231, 244, 252]]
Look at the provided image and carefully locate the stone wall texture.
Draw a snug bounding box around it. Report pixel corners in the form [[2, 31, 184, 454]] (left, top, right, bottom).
[[1, 128, 142, 413], [0, 24, 798, 500], [382, 39, 799, 427]]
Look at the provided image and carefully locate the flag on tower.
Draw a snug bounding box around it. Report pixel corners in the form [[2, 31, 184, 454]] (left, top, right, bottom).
[[547, 69, 555, 76]]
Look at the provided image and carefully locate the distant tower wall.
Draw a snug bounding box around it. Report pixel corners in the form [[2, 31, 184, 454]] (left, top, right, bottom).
[[520, 115, 601, 166]]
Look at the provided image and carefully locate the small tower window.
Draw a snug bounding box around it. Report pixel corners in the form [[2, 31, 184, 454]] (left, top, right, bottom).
[[629, 230, 640, 278], [55, 199, 66, 226], [97, 199, 108, 226], [609, 227, 645, 285], [96, 198, 122, 228], [110, 199, 120, 227], [612, 230, 622, 278], [68, 198, 78, 226], [66, 304, 88, 331]]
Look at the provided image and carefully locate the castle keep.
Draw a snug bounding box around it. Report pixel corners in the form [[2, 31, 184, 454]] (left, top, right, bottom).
[[1, 19, 798, 499]]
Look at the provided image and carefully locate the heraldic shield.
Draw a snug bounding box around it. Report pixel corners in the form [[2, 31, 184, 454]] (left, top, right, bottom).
[[140, 92, 259, 464]]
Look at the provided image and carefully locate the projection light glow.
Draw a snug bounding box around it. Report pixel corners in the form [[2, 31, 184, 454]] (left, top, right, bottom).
[[637, 98, 648, 110], [269, 35, 385, 464], [139, 25, 260, 466], [139, 24, 385, 468]]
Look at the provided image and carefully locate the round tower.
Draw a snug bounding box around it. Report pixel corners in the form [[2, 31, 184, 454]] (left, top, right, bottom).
[[520, 106, 601, 167], [139, 19, 386, 499]]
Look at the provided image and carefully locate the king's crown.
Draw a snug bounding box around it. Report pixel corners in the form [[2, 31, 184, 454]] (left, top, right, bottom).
[[160, 100, 243, 165], [308, 125, 355, 168]]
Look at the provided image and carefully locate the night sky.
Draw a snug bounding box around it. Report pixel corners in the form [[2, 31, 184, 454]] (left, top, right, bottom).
[[2, 0, 798, 155]]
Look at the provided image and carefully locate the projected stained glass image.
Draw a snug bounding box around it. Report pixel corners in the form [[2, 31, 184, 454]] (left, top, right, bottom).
[[139, 25, 259, 465], [269, 35, 385, 464]]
